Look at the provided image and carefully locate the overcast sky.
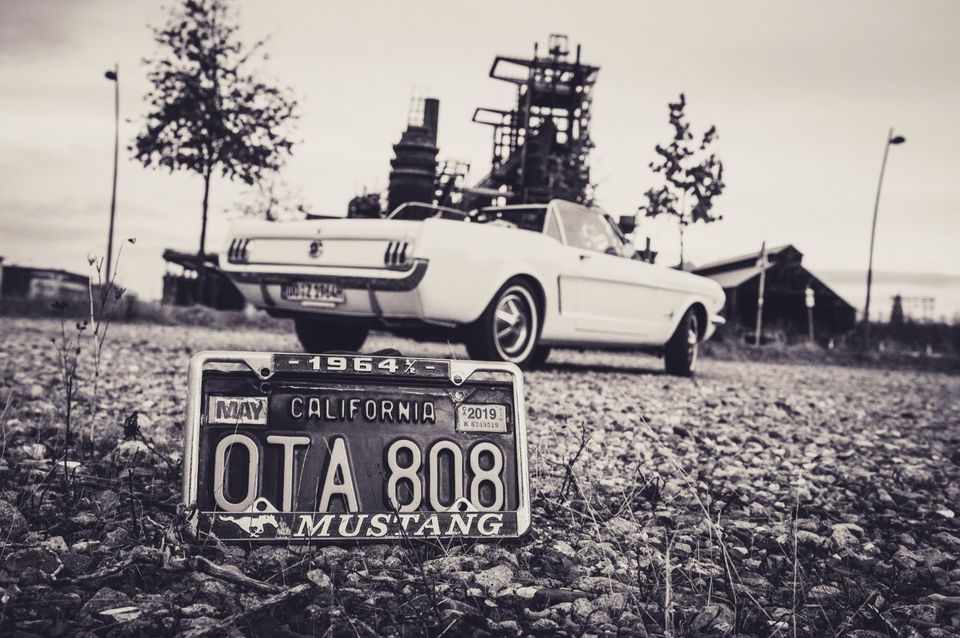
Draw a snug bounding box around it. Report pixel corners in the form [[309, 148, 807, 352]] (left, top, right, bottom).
[[1, 0, 958, 319]]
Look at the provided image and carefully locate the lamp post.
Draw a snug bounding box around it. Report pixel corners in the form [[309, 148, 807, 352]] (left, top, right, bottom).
[[863, 128, 905, 348], [104, 64, 119, 285]]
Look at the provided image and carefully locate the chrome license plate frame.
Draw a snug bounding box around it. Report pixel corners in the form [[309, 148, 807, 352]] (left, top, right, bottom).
[[183, 351, 531, 542]]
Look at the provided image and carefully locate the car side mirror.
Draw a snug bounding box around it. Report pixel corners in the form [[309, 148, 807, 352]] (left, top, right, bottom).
[[618, 215, 636, 234]]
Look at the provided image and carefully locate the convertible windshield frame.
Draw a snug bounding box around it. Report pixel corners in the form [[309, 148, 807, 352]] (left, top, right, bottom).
[[471, 205, 550, 234], [388, 202, 469, 221]]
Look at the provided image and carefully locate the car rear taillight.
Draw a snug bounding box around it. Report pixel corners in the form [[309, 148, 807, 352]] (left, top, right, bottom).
[[384, 241, 411, 269], [228, 238, 250, 264]]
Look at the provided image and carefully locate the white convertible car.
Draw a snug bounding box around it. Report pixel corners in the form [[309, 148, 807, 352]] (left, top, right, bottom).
[[221, 200, 725, 375]]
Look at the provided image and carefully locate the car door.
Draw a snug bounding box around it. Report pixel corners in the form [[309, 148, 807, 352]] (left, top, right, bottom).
[[554, 203, 661, 340]]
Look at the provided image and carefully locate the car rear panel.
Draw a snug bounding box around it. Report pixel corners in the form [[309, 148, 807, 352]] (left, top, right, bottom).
[[222, 218, 428, 319]]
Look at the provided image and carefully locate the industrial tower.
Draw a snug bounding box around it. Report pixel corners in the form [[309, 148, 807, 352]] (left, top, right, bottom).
[[464, 34, 600, 208]]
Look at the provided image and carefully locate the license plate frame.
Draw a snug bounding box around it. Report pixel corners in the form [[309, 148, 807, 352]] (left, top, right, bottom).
[[281, 281, 345, 305], [183, 351, 531, 542]]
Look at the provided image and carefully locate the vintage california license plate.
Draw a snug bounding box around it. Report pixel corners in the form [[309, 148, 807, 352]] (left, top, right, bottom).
[[183, 351, 530, 542]]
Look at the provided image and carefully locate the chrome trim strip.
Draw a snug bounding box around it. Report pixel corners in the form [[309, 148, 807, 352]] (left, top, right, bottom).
[[229, 259, 428, 291]]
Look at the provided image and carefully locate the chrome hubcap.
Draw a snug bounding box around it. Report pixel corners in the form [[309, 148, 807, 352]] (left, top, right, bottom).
[[494, 291, 532, 357]]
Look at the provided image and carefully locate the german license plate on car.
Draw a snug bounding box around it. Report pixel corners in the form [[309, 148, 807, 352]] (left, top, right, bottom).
[[281, 281, 345, 304], [183, 352, 530, 541]]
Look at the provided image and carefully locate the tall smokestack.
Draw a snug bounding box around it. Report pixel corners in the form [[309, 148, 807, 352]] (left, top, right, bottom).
[[387, 97, 441, 213], [423, 98, 439, 146]]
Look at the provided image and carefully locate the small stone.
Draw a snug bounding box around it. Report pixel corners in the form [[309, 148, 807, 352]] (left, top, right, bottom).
[[314, 546, 350, 566], [690, 603, 735, 636], [916, 546, 953, 568], [553, 540, 576, 557], [96, 606, 141, 623], [933, 532, 960, 553], [3, 547, 61, 575], [0, 500, 28, 540], [110, 440, 151, 463], [247, 546, 292, 573], [530, 618, 559, 631], [474, 564, 514, 594], [79, 586, 131, 618], [180, 603, 217, 619], [796, 530, 829, 550], [306, 569, 332, 589], [19, 443, 46, 460], [936, 508, 955, 519], [594, 592, 626, 614], [515, 586, 537, 599], [27, 384, 44, 399], [41, 536, 68, 554], [891, 603, 938, 622], [809, 584, 842, 600], [574, 576, 640, 595], [102, 526, 131, 548], [572, 597, 593, 619], [830, 525, 860, 551], [605, 516, 641, 537]]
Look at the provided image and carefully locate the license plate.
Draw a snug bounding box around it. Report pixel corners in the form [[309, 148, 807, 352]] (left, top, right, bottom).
[[281, 281, 345, 304], [183, 352, 530, 541]]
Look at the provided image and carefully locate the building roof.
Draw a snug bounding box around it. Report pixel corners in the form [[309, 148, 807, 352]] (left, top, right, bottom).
[[0, 263, 89, 284], [707, 265, 763, 289], [694, 244, 801, 277], [692, 244, 855, 311]]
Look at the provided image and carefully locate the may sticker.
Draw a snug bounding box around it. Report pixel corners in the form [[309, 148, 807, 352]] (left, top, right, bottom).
[[207, 396, 268, 425]]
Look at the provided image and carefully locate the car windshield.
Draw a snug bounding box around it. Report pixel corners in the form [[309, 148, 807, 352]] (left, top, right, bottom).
[[556, 204, 630, 256], [471, 206, 548, 233], [389, 203, 468, 221]]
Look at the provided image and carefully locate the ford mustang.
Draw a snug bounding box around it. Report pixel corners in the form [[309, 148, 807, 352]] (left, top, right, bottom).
[[221, 200, 725, 375]]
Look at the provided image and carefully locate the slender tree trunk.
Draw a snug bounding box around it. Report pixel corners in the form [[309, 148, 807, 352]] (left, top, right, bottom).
[[197, 170, 212, 306], [678, 222, 685, 270], [678, 191, 687, 270]]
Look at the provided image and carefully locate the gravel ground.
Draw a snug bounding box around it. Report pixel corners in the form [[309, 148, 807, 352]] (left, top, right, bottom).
[[1, 317, 959, 636]]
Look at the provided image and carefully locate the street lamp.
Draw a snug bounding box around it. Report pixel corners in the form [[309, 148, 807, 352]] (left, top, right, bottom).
[[104, 64, 119, 285], [863, 128, 905, 348]]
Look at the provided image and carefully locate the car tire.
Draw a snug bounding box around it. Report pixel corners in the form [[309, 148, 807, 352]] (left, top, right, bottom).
[[530, 345, 551, 368], [465, 279, 541, 368], [294, 315, 368, 353], [664, 307, 699, 377]]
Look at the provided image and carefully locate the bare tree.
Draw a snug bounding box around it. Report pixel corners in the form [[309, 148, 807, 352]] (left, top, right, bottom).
[[640, 94, 725, 269], [132, 0, 297, 299]]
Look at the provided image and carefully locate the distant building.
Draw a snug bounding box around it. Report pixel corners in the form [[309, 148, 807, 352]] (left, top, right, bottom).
[[162, 250, 245, 310], [693, 244, 856, 337], [0, 259, 89, 305]]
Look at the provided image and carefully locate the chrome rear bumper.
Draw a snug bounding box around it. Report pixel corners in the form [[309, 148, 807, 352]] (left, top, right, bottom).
[[228, 259, 428, 292]]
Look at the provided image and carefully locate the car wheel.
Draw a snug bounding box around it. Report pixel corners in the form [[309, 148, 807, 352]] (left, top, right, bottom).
[[664, 308, 699, 376], [294, 315, 368, 353], [466, 279, 541, 368], [530, 345, 551, 368]]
